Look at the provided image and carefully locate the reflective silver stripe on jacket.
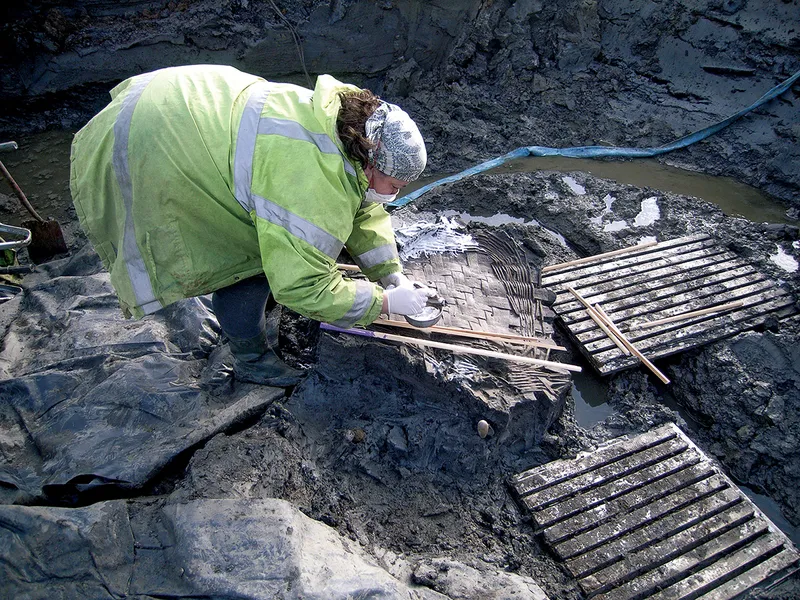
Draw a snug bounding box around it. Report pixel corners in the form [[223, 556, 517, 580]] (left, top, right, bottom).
[[113, 71, 162, 315], [252, 194, 344, 259], [234, 82, 271, 213], [331, 280, 373, 327], [244, 91, 371, 324], [355, 243, 398, 270], [258, 118, 356, 178]]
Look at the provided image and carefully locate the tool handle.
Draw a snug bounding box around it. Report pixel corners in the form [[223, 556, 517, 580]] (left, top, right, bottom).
[[0, 264, 36, 275], [0, 223, 32, 251], [0, 159, 44, 223]]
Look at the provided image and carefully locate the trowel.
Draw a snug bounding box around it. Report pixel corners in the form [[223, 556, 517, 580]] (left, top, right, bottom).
[[404, 283, 447, 328]]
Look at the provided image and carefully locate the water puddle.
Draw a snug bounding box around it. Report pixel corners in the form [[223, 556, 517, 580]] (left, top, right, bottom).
[[404, 156, 792, 225], [496, 156, 792, 224], [570, 371, 614, 428], [740, 484, 800, 547]]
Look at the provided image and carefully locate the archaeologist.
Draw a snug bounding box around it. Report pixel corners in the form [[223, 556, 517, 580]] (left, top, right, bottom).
[[70, 64, 434, 387]]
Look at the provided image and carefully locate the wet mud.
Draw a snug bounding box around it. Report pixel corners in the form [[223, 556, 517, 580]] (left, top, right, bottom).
[[1, 1, 799, 598]]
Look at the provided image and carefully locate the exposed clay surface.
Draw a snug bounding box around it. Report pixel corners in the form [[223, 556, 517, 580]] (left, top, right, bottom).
[[407, 170, 800, 532], [1, 1, 799, 597]]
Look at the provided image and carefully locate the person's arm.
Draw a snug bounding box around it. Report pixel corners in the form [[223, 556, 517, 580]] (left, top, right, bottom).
[[254, 213, 430, 323], [346, 202, 438, 317], [344, 202, 403, 283], [253, 213, 384, 328]]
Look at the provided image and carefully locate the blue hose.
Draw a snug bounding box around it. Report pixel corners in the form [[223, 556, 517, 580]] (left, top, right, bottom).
[[389, 68, 800, 208]]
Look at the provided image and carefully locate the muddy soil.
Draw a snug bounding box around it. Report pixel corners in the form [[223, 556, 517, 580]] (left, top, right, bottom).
[[1, 0, 799, 597], [407, 170, 800, 533]]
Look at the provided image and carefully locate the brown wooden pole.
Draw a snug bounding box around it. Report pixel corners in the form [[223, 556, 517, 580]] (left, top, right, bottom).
[[0, 159, 44, 222], [321, 324, 582, 373], [564, 287, 630, 357], [376, 317, 566, 350], [593, 303, 631, 356], [567, 287, 670, 384]]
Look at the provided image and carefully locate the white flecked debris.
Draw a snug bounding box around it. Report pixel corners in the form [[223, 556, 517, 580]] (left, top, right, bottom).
[[395, 216, 479, 261], [590, 194, 618, 227], [604, 220, 628, 232]]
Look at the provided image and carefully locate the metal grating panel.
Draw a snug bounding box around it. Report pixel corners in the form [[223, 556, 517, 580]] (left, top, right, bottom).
[[541, 235, 798, 376], [510, 423, 799, 599]]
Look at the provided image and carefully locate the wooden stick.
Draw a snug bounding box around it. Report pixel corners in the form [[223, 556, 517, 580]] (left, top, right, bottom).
[[320, 324, 582, 373], [634, 301, 744, 329], [542, 241, 658, 274], [376, 317, 566, 350], [567, 287, 670, 384], [336, 263, 361, 271], [563, 287, 630, 357], [593, 306, 671, 385], [593, 303, 631, 356]]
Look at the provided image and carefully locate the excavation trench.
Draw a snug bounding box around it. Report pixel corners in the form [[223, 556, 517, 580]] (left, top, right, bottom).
[[1, 1, 799, 598]]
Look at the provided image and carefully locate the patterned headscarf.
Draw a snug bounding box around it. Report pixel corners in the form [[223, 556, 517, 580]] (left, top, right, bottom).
[[365, 102, 427, 182]]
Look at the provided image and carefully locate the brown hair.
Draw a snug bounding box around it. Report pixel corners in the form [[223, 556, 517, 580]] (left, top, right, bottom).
[[336, 89, 382, 168]]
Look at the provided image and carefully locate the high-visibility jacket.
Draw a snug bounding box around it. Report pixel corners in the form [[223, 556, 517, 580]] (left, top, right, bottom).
[[70, 65, 401, 326]]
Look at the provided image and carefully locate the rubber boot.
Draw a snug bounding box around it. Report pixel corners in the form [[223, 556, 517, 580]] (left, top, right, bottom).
[[228, 331, 304, 387]]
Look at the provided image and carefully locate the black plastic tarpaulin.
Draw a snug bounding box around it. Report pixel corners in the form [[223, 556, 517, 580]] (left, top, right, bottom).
[[0, 498, 433, 599], [0, 245, 283, 504]]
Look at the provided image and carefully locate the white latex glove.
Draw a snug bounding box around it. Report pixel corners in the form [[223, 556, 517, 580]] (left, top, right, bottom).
[[384, 285, 429, 316], [379, 272, 411, 289]]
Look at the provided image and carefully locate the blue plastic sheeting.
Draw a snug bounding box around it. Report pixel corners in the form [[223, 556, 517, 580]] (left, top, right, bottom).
[[390, 69, 800, 208]]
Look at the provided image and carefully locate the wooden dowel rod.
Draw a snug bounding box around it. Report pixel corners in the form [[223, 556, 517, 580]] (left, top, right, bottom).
[[593, 305, 670, 384], [321, 324, 582, 373], [542, 241, 658, 274], [563, 286, 630, 357], [635, 301, 745, 329], [376, 317, 565, 350], [567, 287, 670, 384], [429, 324, 552, 345], [593, 303, 631, 356], [336, 263, 361, 271], [589, 305, 630, 356]]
